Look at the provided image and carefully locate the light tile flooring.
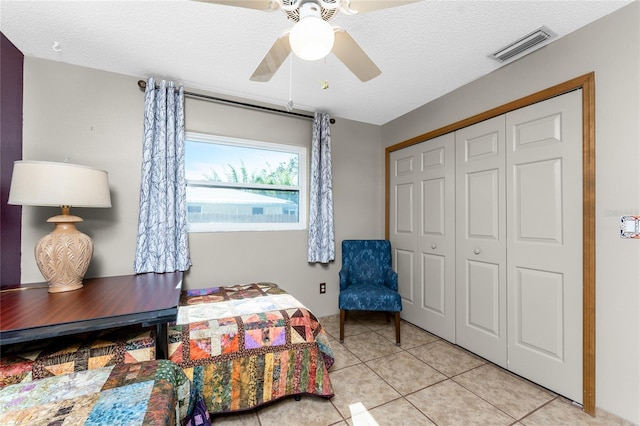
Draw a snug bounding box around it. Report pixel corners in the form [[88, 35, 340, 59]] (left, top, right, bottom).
[[211, 312, 632, 425]]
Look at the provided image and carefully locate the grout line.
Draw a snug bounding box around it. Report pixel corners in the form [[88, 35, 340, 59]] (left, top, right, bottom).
[[518, 396, 560, 423], [449, 377, 519, 423]]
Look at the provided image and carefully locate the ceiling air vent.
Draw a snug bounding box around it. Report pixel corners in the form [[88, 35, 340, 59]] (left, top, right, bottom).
[[490, 26, 556, 62]]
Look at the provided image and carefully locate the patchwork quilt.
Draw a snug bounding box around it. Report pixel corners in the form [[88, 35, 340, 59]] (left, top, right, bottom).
[[0, 325, 156, 389], [0, 360, 192, 425], [168, 282, 334, 414]]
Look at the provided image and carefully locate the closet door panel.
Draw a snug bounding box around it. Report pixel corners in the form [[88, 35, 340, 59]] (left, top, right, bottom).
[[421, 179, 446, 315], [390, 147, 418, 313], [456, 116, 507, 367], [395, 247, 415, 303], [422, 252, 445, 314], [506, 89, 583, 403], [466, 260, 501, 336], [422, 178, 445, 236], [515, 159, 563, 243], [416, 133, 456, 341], [467, 169, 500, 239], [515, 267, 564, 358]]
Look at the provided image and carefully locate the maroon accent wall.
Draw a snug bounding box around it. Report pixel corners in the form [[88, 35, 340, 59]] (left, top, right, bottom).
[[0, 32, 24, 287]]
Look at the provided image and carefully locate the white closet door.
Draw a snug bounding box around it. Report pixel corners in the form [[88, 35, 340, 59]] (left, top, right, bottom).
[[390, 146, 419, 322], [455, 116, 507, 367], [414, 133, 456, 341], [390, 135, 456, 341], [506, 89, 583, 403]]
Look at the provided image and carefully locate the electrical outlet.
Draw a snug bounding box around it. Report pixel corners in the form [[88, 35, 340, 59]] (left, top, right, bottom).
[[319, 282, 326, 294]]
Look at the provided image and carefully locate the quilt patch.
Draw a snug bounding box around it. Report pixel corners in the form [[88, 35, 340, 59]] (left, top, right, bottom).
[[243, 311, 287, 349]]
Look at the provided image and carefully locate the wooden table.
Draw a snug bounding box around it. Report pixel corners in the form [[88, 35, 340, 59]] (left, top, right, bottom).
[[0, 272, 183, 359]]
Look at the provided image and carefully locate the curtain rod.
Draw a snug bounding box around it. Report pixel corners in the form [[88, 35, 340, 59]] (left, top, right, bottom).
[[137, 80, 320, 121]]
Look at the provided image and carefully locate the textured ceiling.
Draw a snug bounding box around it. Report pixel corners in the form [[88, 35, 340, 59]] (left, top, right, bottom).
[[0, 0, 631, 125]]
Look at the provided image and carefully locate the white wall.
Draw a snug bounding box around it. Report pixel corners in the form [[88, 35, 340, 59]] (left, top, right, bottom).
[[20, 58, 384, 318], [382, 3, 640, 423]]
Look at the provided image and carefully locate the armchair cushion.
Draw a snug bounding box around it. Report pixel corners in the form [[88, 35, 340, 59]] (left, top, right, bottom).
[[339, 284, 402, 312]]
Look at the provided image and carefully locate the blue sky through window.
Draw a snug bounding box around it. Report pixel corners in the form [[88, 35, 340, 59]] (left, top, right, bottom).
[[185, 140, 298, 185]]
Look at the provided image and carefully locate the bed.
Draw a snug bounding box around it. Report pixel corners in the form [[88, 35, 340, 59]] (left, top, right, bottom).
[[0, 360, 192, 425], [167, 282, 335, 414]]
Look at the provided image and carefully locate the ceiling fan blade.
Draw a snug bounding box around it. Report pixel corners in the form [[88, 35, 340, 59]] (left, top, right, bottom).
[[250, 33, 291, 82], [196, 0, 278, 11], [332, 29, 381, 82], [342, 0, 420, 14]]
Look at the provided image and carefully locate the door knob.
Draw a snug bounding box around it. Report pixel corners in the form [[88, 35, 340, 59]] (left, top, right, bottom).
[[431, 244, 437, 249], [474, 248, 481, 255]]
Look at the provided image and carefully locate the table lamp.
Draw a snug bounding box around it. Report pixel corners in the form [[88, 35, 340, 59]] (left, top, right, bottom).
[[8, 160, 112, 293]]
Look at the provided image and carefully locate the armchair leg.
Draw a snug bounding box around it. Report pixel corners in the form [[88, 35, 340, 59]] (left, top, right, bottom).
[[339, 310, 346, 343], [394, 312, 401, 346]]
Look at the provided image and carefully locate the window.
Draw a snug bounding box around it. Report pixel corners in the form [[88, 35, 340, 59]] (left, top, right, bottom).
[[184, 132, 307, 232]]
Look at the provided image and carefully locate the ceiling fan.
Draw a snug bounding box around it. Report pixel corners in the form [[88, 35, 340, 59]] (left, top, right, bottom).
[[202, 0, 419, 82]]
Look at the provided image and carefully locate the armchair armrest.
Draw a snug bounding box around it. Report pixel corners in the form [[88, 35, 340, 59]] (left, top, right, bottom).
[[384, 268, 398, 291]]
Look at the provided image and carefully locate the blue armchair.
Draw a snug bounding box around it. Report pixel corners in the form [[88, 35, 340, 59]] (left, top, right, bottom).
[[339, 240, 402, 345]]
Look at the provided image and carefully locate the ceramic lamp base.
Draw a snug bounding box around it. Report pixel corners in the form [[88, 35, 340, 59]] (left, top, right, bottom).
[[35, 214, 93, 293]]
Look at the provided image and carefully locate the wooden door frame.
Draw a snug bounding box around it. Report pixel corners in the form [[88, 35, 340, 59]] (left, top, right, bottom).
[[384, 73, 596, 415]]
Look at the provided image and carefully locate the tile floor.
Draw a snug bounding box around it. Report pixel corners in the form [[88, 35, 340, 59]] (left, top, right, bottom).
[[211, 312, 632, 425]]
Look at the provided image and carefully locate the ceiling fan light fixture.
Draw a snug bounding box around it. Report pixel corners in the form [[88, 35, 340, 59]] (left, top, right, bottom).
[[289, 3, 335, 61]]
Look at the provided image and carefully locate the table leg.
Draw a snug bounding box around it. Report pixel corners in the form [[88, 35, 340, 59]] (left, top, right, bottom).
[[156, 323, 168, 359]]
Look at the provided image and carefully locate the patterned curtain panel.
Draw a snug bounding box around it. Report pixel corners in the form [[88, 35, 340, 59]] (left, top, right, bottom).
[[308, 112, 335, 263], [134, 77, 191, 273]]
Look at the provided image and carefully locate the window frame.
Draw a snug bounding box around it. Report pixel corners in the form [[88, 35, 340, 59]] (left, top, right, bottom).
[[184, 132, 307, 233]]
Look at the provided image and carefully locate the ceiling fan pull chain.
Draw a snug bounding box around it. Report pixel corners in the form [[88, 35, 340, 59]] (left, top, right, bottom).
[[321, 56, 329, 90], [286, 56, 294, 112]]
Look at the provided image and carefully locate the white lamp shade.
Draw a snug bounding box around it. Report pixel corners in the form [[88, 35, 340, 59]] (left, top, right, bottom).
[[8, 161, 112, 208], [289, 15, 335, 61]]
